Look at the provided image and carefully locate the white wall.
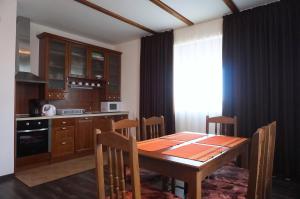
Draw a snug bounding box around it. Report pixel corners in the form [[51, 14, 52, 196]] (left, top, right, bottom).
[[0, 0, 17, 176], [30, 22, 116, 75], [115, 39, 141, 119]]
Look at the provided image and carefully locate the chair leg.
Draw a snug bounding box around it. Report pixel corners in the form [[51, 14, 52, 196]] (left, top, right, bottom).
[[171, 178, 176, 193], [184, 182, 188, 196], [161, 176, 169, 191]]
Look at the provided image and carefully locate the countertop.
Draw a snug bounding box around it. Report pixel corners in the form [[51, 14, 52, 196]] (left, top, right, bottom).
[[15, 111, 129, 121]]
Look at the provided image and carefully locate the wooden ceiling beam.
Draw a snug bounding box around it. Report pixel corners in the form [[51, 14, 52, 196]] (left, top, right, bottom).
[[74, 0, 157, 34], [150, 0, 194, 26], [223, 0, 239, 13]]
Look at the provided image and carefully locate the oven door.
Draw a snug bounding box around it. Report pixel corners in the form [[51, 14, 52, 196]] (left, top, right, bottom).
[[17, 128, 49, 158]]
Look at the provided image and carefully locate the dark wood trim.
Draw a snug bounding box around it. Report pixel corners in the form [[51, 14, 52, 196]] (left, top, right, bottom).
[[74, 0, 156, 34], [223, 0, 239, 13], [150, 0, 193, 26], [37, 32, 122, 55]]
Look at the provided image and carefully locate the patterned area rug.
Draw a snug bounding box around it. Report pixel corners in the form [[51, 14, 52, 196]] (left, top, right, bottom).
[[15, 155, 95, 187]]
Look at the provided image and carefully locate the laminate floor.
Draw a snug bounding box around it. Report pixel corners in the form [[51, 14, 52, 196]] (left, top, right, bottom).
[[0, 169, 299, 199]]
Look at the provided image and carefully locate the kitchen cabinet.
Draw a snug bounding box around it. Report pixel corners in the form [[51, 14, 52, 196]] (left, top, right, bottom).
[[51, 118, 76, 158], [15, 114, 128, 169], [75, 117, 94, 153], [38, 35, 68, 100], [89, 48, 105, 80], [38, 32, 121, 102], [69, 44, 88, 78], [104, 53, 121, 101], [93, 114, 128, 132]]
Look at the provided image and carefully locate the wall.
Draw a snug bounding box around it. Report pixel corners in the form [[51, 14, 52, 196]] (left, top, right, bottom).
[[0, 0, 17, 176], [115, 39, 141, 119], [30, 22, 116, 75]]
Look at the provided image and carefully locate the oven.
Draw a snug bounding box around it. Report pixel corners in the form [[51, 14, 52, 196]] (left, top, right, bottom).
[[16, 119, 49, 158]]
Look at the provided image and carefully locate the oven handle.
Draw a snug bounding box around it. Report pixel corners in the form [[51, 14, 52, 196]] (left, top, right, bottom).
[[17, 128, 49, 133]]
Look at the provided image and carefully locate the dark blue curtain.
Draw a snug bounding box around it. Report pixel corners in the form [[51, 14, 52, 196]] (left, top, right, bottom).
[[222, 0, 300, 179]]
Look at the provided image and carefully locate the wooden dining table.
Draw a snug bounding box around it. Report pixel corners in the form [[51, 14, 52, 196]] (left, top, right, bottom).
[[137, 131, 249, 199]]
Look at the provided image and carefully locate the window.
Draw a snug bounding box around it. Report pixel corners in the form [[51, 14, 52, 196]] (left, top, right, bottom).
[[174, 23, 222, 132]]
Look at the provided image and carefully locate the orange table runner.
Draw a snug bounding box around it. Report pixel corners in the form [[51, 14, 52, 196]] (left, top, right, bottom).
[[197, 135, 247, 147], [138, 139, 182, 152], [161, 132, 206, 142], [162, 143, 227, 162]]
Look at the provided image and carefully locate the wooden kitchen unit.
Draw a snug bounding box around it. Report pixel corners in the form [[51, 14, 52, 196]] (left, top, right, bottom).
[[15, 32, 126, 170], [51, 114, 127, 162], [16, 113, 128, 170], [38, 32, 121, 109], [51, 118, 76, 159]]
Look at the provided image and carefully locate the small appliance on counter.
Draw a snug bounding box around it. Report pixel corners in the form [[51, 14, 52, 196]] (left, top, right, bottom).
[[29, 99, 46, 116], [56, 108, 85, 115], [42, 104, 56, 117], [101, 101, 122, 112], [16, 119, 49, 158]]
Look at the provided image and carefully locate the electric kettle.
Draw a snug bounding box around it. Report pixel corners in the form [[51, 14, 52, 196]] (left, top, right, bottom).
[[42, 104, 56, 117]]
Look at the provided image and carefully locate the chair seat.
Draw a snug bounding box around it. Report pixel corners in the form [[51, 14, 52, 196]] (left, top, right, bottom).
[[210, 165, 249, 187], [202, 178, 247, 199]]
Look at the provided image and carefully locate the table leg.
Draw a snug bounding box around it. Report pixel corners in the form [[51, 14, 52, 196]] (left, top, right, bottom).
[[240, 144, 249, 169], [187, 171, 201, 199]]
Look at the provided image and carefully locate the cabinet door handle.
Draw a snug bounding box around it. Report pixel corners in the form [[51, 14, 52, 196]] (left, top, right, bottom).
[[61, 141, 67, 145], [61, 127, 67, 130], [61, 121, 67, 124], [84, 117, 89, 120]]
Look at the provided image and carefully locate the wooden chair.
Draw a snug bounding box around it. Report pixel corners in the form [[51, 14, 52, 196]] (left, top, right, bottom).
[[202, 127, 267, 199], [206, 115, 238, 136], [142, 116, 165, 140], [142, 116, 176, 191], [111, 118, 141, 141], [95, 129, 141, 199], [95, 129, 180, 199], [262, 122, 276, 199]]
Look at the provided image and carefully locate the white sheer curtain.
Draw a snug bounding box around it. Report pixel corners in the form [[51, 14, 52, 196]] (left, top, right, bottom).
[[174, 19, 223, 132]]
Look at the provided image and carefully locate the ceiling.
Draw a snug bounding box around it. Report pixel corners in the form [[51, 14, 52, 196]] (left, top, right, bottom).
[[17, 0, 279, 45]]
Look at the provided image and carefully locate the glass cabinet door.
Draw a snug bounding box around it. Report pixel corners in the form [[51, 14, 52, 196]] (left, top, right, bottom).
[[107, 53, 121, 95], [90, 50, 105, 79], [48, 40, 66, 90], [70, 45, 87, 78]]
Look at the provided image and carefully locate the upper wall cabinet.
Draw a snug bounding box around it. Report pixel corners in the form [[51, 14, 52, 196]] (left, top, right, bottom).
[[38, 35, 68, 100], [89, 48, 105, 80], [69, 44, 88, 78], [105, 53, 121, 101], [48, 40, 67, 90], [38, 33, 122, 101]]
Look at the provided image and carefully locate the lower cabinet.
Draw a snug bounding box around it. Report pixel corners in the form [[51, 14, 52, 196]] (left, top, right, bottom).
[[51, 114, 128, 160], [52, 126, 75, 158], [93, 116, 113, 132], [75, 117, 94, 153], [93, 114, 128, 132]]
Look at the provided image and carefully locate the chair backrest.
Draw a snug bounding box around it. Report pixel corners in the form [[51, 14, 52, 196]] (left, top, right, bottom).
[[95, 129, 141, 199], [262, 121, 276, 199], [206, 115, 238, 136], [247, 128, 267, 199], [142, 116, 165, 140], [111, 118, 141, 141]]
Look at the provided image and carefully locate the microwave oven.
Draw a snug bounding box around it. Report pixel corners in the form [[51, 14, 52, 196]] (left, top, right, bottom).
[[101, 101, 122, 112]]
